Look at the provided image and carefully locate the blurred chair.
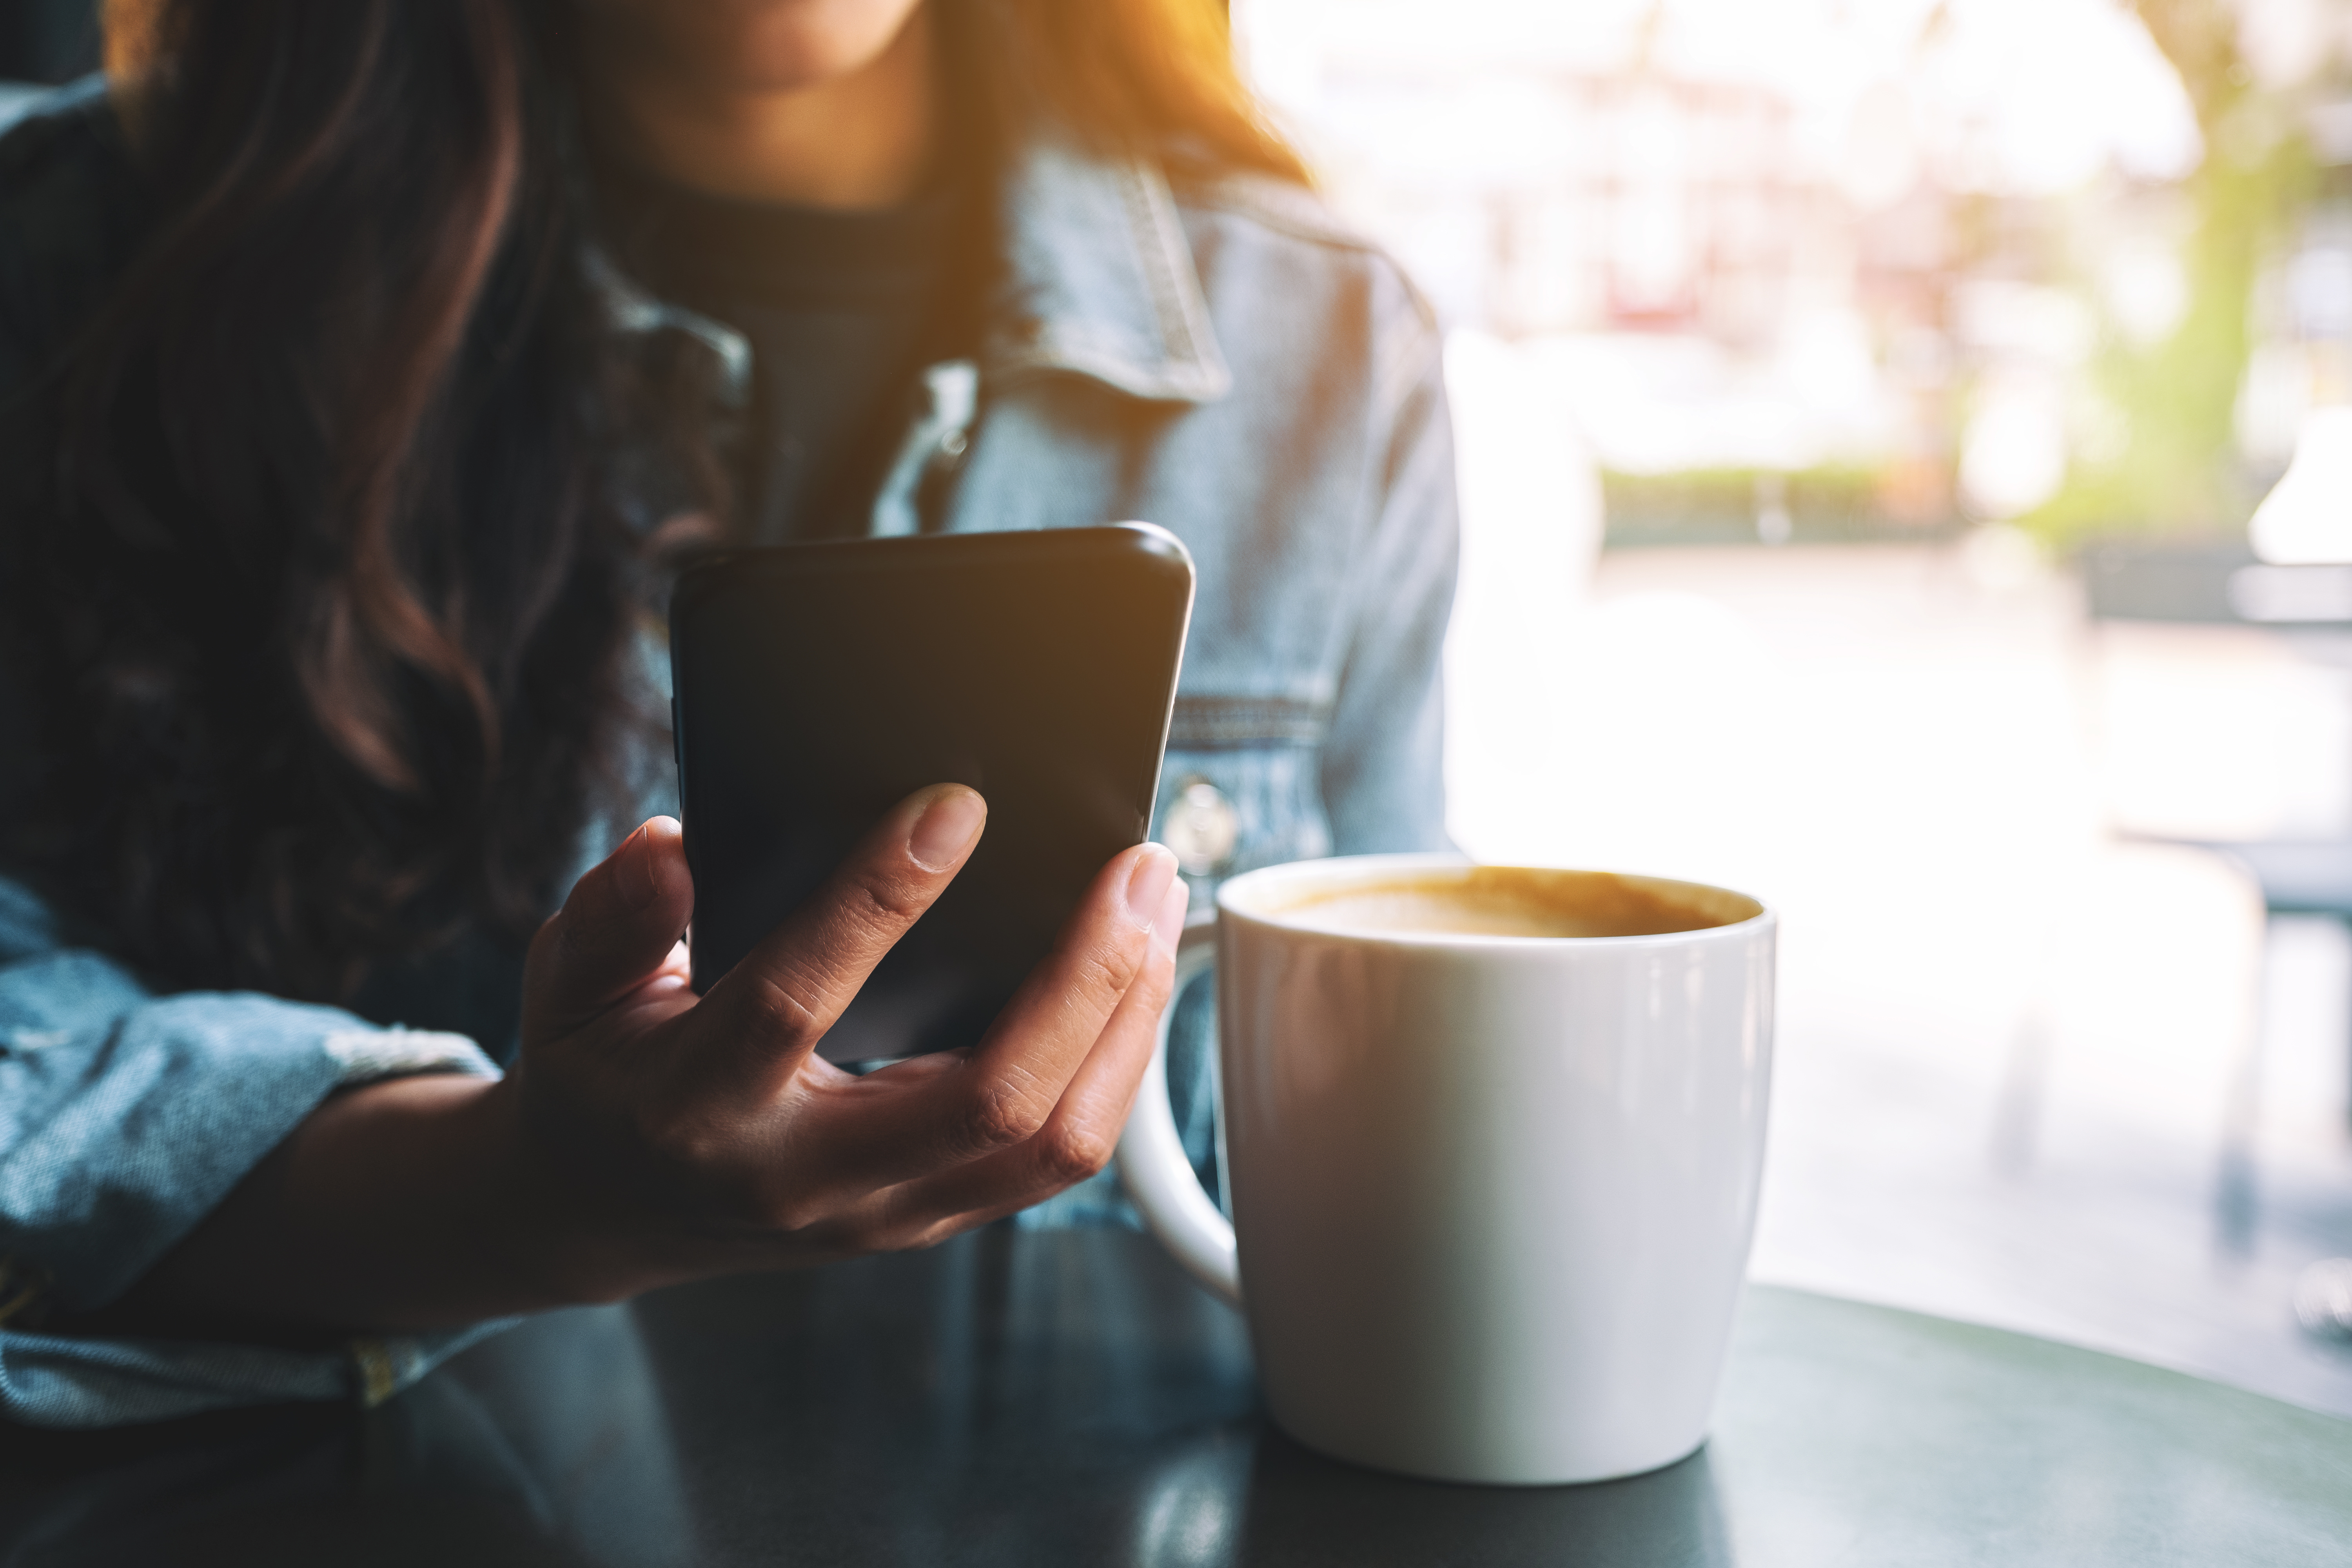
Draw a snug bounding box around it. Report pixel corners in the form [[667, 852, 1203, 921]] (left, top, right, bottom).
[[2085, 539, 2352, 1342], [2082, 539, 2352, 1130]]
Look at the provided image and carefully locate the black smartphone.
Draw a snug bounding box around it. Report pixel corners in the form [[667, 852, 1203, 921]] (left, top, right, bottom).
[[669, 523, 1196, 1064]]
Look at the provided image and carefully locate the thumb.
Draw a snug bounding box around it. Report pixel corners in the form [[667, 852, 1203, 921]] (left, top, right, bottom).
[[524, 816, 696, 1038]]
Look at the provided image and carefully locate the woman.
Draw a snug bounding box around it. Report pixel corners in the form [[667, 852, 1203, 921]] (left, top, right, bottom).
[[0, 0, 1455, 1425]]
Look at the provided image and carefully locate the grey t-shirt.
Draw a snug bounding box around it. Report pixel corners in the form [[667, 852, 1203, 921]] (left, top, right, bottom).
[[590, 154, 987, 545]]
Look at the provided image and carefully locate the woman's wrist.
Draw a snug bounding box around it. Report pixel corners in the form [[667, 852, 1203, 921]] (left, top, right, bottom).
[[474, 1073, 722, 1310]]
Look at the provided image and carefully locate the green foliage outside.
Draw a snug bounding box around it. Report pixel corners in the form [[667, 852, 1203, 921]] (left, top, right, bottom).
[[2020, 0, 2315, 546]]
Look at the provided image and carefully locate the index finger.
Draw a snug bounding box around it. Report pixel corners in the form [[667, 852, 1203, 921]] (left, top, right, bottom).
[[697, 783, 987, 1097]]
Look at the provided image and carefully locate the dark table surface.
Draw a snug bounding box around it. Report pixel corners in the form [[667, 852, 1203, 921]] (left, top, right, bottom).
[[6, 1226, 2350, 1566]]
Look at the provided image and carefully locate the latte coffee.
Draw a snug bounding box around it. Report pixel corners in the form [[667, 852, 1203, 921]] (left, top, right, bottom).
[[1261, 864, 1759, 940]]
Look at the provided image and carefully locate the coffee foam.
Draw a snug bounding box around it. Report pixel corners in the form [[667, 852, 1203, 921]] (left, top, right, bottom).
[[1259, 866, 1759, 940]]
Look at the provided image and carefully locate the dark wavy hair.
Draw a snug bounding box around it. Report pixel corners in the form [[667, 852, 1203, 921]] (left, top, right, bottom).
[[6, 0, 1301, 1007]]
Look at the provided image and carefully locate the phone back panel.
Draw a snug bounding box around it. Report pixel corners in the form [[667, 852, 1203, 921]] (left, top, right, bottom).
[[670, 524, 1195, 1063]]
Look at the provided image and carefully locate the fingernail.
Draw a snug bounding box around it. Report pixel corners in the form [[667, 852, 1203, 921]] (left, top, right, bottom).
[[909, 788, 987, 871], [1125, 844, 1180, 929], [621, 820, 677, 910], [1151, 878, 1189, 956]]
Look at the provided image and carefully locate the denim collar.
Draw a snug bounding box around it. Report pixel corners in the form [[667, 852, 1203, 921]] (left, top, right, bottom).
[[985, 137, 1232, 405]]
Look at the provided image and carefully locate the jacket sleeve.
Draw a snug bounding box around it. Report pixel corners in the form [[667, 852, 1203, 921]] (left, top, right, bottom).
[[0, 86, 509, 1426], [0, 876, 501, 1426], [1319, 277, 1459, 857]]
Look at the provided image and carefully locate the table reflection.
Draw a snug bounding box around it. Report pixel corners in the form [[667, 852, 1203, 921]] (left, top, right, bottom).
[[2, 1229, 1745, 1567], [1122, 1425, 1735, 1568], [1232, 1436, 1733, 1568], [0, 1300, 688, 1567]]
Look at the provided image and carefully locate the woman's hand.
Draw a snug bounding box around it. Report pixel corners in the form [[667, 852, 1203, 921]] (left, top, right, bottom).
[[104, 786, 1184, 1339], [512, 785, 1187, 1295]]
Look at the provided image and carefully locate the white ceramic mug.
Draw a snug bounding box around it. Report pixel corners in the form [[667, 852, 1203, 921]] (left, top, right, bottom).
[[1117, 854, 1775, 1486]]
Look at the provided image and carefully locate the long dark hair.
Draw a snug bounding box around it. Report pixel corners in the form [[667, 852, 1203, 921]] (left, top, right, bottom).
[[6, 0, 1299, 1005]]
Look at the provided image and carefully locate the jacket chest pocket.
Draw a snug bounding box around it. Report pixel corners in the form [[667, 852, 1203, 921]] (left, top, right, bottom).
[[1154, 695, 1335, 898]]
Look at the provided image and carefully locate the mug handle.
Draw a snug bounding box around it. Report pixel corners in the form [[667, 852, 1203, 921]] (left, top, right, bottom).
[[1116, 912, 1242, 1307]]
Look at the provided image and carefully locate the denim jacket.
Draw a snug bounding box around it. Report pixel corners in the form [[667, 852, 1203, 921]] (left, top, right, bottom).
[[0, 79, 1456, 1426]]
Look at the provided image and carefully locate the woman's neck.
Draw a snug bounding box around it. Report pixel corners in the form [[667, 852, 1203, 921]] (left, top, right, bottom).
[[579, 5, 936, 210]]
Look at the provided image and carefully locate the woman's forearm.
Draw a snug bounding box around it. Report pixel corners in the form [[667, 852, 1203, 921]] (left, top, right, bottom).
[[59, 802, 1178, 1347], [85, 1075, 644, 1341]]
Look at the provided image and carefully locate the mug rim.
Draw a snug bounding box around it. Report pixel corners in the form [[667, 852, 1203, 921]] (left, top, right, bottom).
[[1213, 853, 1774, 948]]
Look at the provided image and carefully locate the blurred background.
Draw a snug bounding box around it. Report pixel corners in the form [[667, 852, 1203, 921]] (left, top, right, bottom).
[[1226, 0, 2352, 1412], [5, 0, 2350, 1411]]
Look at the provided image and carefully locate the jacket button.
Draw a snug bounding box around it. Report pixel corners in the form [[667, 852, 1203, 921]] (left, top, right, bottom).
[[1163, 778, 1239, 876]]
